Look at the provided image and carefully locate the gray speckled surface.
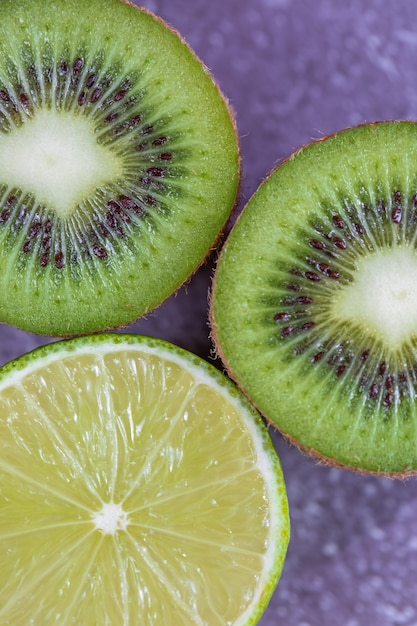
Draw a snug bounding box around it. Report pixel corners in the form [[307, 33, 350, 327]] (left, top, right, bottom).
[[2, 1, 417, 624]]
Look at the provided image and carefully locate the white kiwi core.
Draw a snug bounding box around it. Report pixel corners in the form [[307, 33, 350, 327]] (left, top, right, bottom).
[[0, 110, 122, 217], [332, 246, 417, 349]]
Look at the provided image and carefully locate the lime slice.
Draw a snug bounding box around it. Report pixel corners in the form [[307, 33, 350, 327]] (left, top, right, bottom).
[[0, 334, 289, 625]]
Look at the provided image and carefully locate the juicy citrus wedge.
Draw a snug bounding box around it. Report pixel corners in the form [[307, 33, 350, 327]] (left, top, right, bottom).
[[0, 334, 289, 625]]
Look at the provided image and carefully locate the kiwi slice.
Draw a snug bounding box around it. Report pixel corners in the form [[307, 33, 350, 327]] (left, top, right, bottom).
[[210, 121, 417, 477], [0, 0, 239, 336]]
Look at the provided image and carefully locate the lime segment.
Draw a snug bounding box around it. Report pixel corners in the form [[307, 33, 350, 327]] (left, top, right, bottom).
[[0, 334, 289, 625]]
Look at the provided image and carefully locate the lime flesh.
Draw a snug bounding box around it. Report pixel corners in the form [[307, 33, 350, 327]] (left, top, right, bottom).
[[0, 334, 289, 625]]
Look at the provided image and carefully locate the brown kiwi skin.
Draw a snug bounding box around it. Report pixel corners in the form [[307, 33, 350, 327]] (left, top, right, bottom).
[[6, 0, 241, 339], [209, 119, 417, 480]]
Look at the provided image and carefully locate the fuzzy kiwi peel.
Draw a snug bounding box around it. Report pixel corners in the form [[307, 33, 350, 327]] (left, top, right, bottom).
[[211, 120, 417, 477], [0, 0, 239, 336]]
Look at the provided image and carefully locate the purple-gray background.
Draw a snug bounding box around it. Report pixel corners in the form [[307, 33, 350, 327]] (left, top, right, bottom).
[[2, 1, 417, 624]]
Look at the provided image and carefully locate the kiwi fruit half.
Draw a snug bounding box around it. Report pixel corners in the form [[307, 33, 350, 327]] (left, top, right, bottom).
[[0, 0, 239, 336], [210, 121, 417, 477]]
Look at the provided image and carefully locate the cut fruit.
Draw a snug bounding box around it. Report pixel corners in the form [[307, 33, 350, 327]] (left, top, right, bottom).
[[0, 0, 239, 336], [0, 334, 289, 624], [211, 121, 417, 476]]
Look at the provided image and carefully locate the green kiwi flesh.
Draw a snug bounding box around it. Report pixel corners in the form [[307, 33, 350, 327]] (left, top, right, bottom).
[[211, 121, 417, 476], [0, 0, 239, 336]]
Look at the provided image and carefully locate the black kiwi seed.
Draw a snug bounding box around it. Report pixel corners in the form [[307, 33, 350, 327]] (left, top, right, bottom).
[[72, 57, 84, 76], [77, 91, 87, 106], [90, 87, 102, 103], [152, 136, 167, 146], [211, 121, 417, 477], [92, 244, 107, 260], [59, 60, 68, 75], [86, 72, 96, 88]]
